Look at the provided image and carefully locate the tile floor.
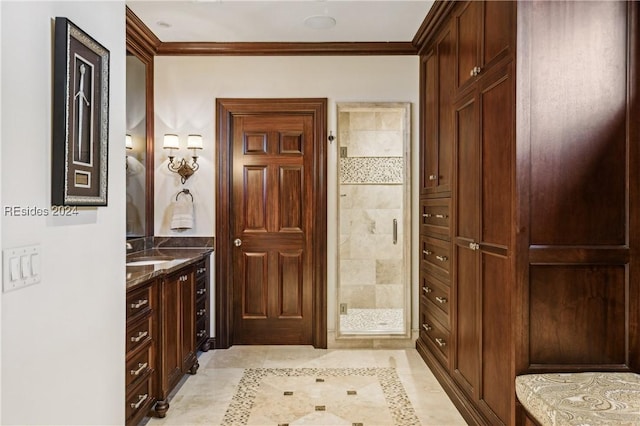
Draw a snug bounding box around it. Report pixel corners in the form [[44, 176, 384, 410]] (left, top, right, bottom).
[[339, 309, 404, 334], [146, 346, 467, 426]]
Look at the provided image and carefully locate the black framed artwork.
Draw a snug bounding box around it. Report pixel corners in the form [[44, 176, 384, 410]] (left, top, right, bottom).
[[52, 17, 109, 206]]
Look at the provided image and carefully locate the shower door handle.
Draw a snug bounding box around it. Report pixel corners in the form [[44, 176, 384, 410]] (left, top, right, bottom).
[[393, 219, 397, 245]]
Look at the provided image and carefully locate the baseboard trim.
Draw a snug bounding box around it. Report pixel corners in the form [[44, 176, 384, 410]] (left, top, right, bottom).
[[416, 339, 489, 426]]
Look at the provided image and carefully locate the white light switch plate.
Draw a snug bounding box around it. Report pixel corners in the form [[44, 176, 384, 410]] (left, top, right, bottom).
[[3, 244, 41, 292]]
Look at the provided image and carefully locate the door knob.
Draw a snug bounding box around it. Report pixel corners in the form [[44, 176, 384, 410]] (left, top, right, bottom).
[[233, 238, 242, 247]]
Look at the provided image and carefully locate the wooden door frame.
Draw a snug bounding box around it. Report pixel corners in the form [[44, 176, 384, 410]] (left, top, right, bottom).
[[214, 98, 328, 349]]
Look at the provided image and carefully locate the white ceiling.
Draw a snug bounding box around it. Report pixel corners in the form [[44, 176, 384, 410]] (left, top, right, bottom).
[[126, 1, 434, 43]]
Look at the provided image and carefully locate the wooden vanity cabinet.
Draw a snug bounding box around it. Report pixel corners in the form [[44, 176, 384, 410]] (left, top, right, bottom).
[[155, 262, 200, 418], [125, 280, 158, 426]]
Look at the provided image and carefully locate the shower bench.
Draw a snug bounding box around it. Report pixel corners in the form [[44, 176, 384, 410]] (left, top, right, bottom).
[[515, 371, 640, 425]]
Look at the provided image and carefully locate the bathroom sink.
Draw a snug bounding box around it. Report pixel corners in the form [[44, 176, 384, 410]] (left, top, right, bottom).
[[126, 255, 174, 267]]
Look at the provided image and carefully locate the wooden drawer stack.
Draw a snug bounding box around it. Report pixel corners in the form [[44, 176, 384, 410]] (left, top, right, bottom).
[[194, 258, 210, 352], [418, 201, 451, 367], [125, 281, 157, 426]]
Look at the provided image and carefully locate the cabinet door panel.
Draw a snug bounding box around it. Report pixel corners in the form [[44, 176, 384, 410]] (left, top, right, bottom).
[[481, 252, 511, 424], [455, 1, 480, 91], [436, 23, 455, 193], [454, 245, 478, 397], [422, 51, 438, 193], [180, 270, 196, 373], [483, 1, 515, 69], [529, 265, 626, 365], [455, 96, 478, 241], [161, 275, 181, 392], [481, 67, 513, 247], [528, 1, 627, 245]]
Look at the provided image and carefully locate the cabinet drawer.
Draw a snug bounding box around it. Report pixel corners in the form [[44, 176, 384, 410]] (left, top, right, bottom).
[[196, 316, 208, 342], [126, 284, 153, 322], [126, 343, 152, 389], [195, 282, 207, 298], [195, 299, 207, 321], [420, 271, 450, 328], [195, 260, 207, 280], [420, 198, 450, 239], [419, 310, 450, 367], [126, 376, 153, 424], [420, 236, 451, 277], [126, 315, 153, 354]]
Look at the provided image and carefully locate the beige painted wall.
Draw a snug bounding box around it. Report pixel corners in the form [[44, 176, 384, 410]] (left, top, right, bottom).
[[1, 1, 126, 424], [153, 55, 420, 335]]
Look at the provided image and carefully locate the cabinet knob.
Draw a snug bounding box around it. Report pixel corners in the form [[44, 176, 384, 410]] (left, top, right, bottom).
[[197, 330, 207, 338], [234, 238, 242, 247], [197, 288, 206, 295], [428, 174, 437, 181], [197, 309, 206, 316], [435, 214, 448, 219], [423, 213, 433, 218], [422, 250, 433, 256], [435, 338, 446, 347], [469, 242, 480, 251], [435, 296, 448, 304], [422, 286, 432, 294], [435, 255, 448, 262], [422, 323, 432, 331]]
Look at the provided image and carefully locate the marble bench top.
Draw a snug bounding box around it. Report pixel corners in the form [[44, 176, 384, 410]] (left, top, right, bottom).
[[516, 372, 640, 425]]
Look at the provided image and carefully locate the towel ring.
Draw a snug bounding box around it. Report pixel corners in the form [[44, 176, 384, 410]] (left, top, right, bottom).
[[176, 189, 194, 202]]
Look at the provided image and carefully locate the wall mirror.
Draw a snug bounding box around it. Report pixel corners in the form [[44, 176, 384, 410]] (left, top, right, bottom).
[[125, 27, 154, 238], [336, 102, 411, 338]]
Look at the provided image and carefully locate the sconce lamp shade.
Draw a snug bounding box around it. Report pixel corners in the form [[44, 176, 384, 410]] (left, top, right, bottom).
[[125, 134, 133, 150], [187, 134, 203, 150], [163, 134, 180, 150]]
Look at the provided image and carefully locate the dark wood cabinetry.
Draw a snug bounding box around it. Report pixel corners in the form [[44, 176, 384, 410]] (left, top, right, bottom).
[[125, 281, 158, 426], [420, 20, 454, 196], [125, 254, 211, 424], [453, 0, 514, 93], [415, 1, 638, 424], [194, 259, 211, 351], [156, 263, 201, 417]]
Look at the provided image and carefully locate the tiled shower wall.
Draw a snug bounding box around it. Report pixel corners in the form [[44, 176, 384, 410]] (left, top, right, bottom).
[[338, 110, 405, 311]]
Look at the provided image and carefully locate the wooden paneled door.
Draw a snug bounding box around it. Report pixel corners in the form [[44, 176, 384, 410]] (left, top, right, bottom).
[[216, 99, 327, 348], [232, 113, 314, 344]]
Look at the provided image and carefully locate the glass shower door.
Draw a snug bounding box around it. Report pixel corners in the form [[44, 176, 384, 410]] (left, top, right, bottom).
[[337, 103, 411, 337]]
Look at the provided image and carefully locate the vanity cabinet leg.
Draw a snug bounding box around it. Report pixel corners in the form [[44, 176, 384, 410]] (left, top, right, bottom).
[[200, 340, 211, 352], [155, 400, 169, 418], [189, 360, 200, 375]]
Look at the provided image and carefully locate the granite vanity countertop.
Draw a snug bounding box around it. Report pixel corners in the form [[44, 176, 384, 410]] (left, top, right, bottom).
[[126, 247, 213, 289]]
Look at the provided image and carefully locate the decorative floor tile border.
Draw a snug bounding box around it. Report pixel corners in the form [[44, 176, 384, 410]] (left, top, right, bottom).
[[220, 367, 420, 426]]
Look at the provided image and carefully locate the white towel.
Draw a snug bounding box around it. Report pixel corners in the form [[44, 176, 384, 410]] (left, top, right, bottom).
[[170, 197, 194, 231]]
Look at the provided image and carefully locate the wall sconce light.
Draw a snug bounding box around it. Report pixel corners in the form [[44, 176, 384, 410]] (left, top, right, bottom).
[[163, 133, 203, 183]]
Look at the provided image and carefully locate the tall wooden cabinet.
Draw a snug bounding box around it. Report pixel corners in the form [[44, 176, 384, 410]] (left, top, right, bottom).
[[415, 1, 639, 425]]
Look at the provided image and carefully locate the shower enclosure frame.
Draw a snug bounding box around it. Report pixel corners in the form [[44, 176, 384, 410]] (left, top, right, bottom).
[[335, 102, 412, 339]]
